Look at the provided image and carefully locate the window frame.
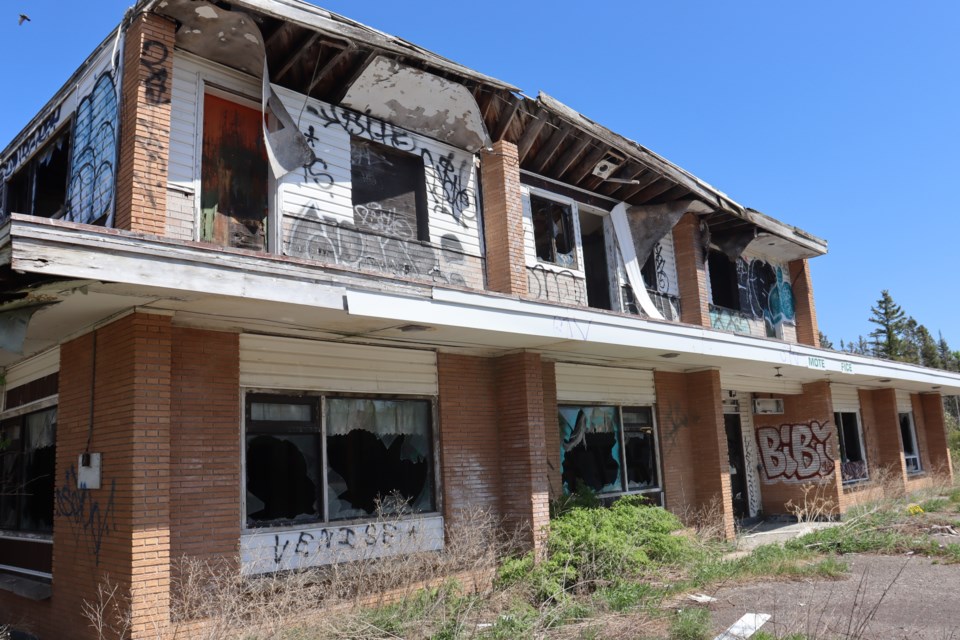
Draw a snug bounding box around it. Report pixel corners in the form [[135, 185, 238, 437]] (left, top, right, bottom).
[[0, 404, 58, 537], [558, 403, 663, 500], [833, 411, 869, 484], [898, 411, 922, 474], [527, 189, 582, 271], [2, 120, 74, 220], [706, 248, 741, 311], [242, 389, 441, 532]]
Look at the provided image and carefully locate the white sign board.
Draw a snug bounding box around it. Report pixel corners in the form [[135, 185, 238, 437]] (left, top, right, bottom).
[[241, 516, 444, 575]]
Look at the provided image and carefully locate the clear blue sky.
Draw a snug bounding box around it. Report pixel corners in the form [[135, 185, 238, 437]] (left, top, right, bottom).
[[3, 1, 958, 349]]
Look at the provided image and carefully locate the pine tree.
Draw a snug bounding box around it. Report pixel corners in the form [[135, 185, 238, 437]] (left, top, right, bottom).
[[916, 325, 941, 369], [938, 332, 957, 372], [868, 290, 907, 360], [900, 317, 920, 364], [819, 331, 834, 350]]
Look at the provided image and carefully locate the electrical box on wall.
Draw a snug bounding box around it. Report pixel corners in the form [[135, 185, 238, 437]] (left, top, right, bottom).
[[77, 453, 102, 489], [753, 398, 785, 415]]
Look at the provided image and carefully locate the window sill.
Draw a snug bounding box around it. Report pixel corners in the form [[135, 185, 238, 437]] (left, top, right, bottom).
[[243, 511, 442, 534], [842, 479, 871, 491], [0, 571, 51, 601]]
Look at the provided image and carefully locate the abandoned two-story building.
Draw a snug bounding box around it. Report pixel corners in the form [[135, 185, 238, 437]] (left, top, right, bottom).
[[1, 0, 958, 637]]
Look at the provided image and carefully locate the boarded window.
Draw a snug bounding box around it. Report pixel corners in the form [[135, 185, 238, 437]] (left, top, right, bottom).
[[350, 138, 428, 241], [200, 94, 268, 251], [530, 194, 577, 267], [3, 127, 71, 219], [559, 405, 660, 496], [244, 393, 435, 528]]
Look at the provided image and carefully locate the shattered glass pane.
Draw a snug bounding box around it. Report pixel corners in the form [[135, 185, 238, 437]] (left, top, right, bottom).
[[559, 405, 621, 494], [245, 433, 321, 526], [326, 398, 433, 520], [622, 407, 657, 491], [530, 195, 577, 268]]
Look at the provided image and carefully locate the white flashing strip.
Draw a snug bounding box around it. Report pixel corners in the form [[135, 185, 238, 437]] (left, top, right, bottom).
[[346, 287, 960, 392], [609, 203, 663, 320], [714, 613, 771, 640]]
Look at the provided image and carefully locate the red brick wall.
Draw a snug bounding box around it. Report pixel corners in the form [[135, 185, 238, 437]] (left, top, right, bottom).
[[753, 381, 841, 516], [493, 353, 549, 551], [920, 393, 952, 478], [788, 259, 820, 347], [481, 141, 527, 295], [170, 328, 240, 563], [115, 12, 175, 235], [654, 370, 733, 538], [437, 354, 502, 526], [672, 213, 710, 327], [862, 388, 908, 482]]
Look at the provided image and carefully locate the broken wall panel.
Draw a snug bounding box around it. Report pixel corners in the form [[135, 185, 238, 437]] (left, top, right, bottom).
[[520, 186, 587, 306], [1, 43, 120, 226]]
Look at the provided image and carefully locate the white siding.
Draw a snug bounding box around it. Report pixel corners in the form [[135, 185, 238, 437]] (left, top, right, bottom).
[[3, 348, 60, 391], [240, 335, 437, 395], [896, 390, 914, 414], [719, 372, 803, 395], [555, 363, 655, 405], [832, 384, 862, 413]]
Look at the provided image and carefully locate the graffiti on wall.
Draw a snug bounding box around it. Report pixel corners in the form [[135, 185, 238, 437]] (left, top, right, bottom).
[[241, 516, 444, 574], [737, 257, 795, 329], [54, 465, 117, 565], [306, 104, 475, 226], [66, 70, 119, 225], [527, 264, 586, 306], [141, 40, 170, 105], [285, 204, 472, 286], [756, 421, 835, 483]]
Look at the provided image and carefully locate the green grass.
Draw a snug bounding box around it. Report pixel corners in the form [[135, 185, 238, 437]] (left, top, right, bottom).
[[669, 608, 711, 640], [920, 497, 950, 512]]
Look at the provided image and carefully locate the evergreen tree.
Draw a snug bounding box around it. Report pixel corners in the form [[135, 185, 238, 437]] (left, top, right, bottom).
[[916, 325, 941, 369], [868, 290, 907, 360], [900, 317, 921, 364], [938, 332, 957, 372], [819, 331, 834, 350]]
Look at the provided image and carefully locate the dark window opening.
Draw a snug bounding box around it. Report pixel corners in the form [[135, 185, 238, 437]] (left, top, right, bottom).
[[641, 252, 657, 291], [200, 93, 269, 251], [559, 405, 659, 496], [531, 194, 576, 267], [4, 127, 71, 219], [351, 138, 429, 242], [578, 211, 611, 310], [245, 394, 435, 528], [0, 407, 57, 534], [898, 412, 921, 474], [834, 411, 868, 482], [326, 398, 433, 520], [708, 249, 740, 310]]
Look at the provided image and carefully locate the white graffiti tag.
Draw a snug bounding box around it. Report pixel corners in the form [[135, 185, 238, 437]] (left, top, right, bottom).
[[756, 420, 835, 483]]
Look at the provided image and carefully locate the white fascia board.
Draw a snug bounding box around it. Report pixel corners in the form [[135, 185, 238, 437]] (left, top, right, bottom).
[[348, 287, 960, 392], [10, 218, 345, 311]]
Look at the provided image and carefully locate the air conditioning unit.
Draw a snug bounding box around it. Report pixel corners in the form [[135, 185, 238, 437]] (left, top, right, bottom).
[[753, 398, 785, 415]]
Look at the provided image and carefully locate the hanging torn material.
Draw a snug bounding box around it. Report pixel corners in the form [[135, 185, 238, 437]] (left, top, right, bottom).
[[610, 199, 712, 320], [712, 226, 758, 262], [155, 0, 313, 177], [342, 56, 491, 152], [0, 304, 55, 353]]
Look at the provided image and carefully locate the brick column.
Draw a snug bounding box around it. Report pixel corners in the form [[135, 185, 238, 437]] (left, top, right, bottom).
[[495, 352, 550, 552], [481, 141, 527, 295], [170, 328, 240, 564], [55, 312, 172, 640], [115, 12, 175, 234], [919, 393, 953, 479], [672, 213, 711, 327], [654, 370, 734, 539], [437, 354, 501, 528], [788, 259, 820, 347], [861, 388, 908, 486]]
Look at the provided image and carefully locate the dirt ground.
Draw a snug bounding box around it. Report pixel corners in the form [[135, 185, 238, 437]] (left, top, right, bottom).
[[706, 554, 960, 639]]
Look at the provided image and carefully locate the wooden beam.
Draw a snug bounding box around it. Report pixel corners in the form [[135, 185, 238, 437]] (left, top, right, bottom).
[[529, 124, 570, 173], [492, 95, 522, 142], [481, 89, 499, 127], [307, 44, 355, 94], [329, 49, 374, 104], [265, 21, 293, 50], [629, 178, 675, 203], [516, 108, 548, 163], [613, 171, 662, 200], [648, 184, 691, 203], [597, 164, 646, 196], [275, 33, 321, 82], [550, 136, 592, 179]]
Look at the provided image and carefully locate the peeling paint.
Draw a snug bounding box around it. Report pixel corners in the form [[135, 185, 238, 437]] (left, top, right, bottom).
[[342, 56, 490, 152], [195, 5, 219, 19]]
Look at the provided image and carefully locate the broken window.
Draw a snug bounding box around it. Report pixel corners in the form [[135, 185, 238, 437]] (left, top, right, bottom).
[[200, 93, 269, 251], [531, 194, 577, 268], [3, 127, 71, 219], [708, 249, 740, 310], [244, 393, 435, 528], [0, 407, 57, 533], [559, 405, 660, 496], [898, 412, 922, 474], [834, 411, 868, 483], [351, 138, 429, 241]]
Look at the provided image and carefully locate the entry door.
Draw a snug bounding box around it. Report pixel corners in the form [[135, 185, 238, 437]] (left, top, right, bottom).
[[724, 413, 749, 520]]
